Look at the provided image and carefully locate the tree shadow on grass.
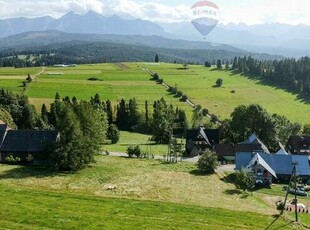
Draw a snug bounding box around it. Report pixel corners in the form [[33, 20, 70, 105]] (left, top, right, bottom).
[[189, 169, 215, 177], [224, 189, 242, 195], [0, 165, 66, 179], [264, 214, 294, 230], [220, 173, 236, 184]]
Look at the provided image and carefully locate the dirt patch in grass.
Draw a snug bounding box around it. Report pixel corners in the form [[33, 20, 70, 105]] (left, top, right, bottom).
[[114, 63, 131, 70]]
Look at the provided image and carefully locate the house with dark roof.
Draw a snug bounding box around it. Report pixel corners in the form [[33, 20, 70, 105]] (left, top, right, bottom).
[[215, 134, 270, 163], [236, 152, 310, 184], [185, 127, 219, 156], [0, 130, 59, 164], [287, 136, 310, 155]]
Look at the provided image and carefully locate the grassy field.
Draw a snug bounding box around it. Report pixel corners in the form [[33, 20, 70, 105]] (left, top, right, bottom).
[[26, 63, 191, 113], [0, 63, 309, 124], [146, 63, 310, 124], [104, 131, 171, 155], [0, 156, 305, 229]]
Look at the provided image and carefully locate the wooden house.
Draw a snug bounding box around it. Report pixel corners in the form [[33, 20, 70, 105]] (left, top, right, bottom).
[[0, 129, 59, 165], [287, 136, 310, 155], [185, 127, 219, 156]]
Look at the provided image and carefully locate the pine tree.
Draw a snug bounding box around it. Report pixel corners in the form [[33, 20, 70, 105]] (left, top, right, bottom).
[[106, 100, 113, 124], [155, 54, 159, 63]]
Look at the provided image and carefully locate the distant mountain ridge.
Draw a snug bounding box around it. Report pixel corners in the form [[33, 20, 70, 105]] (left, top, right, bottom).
[[0, 30, 242, 53], [1, 11, 309, 57], [158, 21, 310, 57], [0, 11, 169, 38]]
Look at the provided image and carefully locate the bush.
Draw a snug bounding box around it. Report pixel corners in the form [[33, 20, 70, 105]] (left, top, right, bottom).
[[210, 114, 219, 123], [153, 73, 159, 81], [234, 168, 255, 192], [26, 74, 33, 83], [4, 155, 21, 164], [216, 78, 223, 87], [107, 124, 120, 144], [176, 90, 183, 97], [25, 153, 34, 162], [197, 151, 218, 174], [180, 95, 188, 102], [202, 108, 209, 116], [157, 79, 163, 84], [127, 145, 141, 158]]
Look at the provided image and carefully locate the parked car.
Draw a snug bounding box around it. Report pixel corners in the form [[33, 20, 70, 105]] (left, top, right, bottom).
[[283, 185, 308, 196]]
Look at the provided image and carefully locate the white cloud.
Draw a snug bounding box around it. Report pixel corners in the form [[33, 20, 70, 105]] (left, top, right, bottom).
[[0, 0, 310, 25], [0, 0, 105, 19], [218, 0, 310, 25]]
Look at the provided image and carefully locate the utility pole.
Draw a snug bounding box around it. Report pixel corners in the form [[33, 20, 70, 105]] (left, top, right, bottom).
[[293, 162, 298, 222], [281, 161, 298, 223]]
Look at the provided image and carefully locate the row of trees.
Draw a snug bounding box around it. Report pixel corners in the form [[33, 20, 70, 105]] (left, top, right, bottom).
[[232, 56, 310, 97]]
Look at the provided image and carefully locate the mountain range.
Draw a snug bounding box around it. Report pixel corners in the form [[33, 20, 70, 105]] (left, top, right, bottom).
[[0, 11, 310, 57]]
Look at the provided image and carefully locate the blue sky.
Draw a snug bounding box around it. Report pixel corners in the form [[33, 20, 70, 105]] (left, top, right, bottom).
[[0, 0, 309, 25]]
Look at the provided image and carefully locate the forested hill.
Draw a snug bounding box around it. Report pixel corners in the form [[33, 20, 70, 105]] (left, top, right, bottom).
[[0, 40, 282, 67], [0, 30, 240, 52]]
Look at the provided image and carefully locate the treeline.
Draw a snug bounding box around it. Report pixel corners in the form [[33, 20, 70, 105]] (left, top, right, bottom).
[[0, 89, 47, 129], [232, 56, 310, 97], [86, 94, 188, 144], [0, 40, 281, 67], [0, 55, 34, 68]]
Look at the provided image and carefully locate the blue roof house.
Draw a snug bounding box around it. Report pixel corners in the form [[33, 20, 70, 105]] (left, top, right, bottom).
[[236, 152, 310, 184]]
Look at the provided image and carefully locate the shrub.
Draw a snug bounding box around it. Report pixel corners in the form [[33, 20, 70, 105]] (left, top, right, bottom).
[[153, 73, 159, 81], [176, 90, 183, 97], [234, 168, 255, 192], [26, 74, 33, 83], [127, 145, 141, 158], [157, 78, 163, 84], [180, 95, 188, 102], [5, 155, 21, 164], [202, 108, 209, 116], [197, 151, 218, 174], [25, 153, 34, 162], [22, 81, 28, 87], [210, 114, 219, 123], [216, 78, 223, 87], [107, 124, 120, 144]]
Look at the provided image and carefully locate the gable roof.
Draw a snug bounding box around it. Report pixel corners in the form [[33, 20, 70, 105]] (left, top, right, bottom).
[[186, 128, 219, 145], [236, 152, 310, 176], [1, 130, 59, 153], [239, 134, 270, 153], [276, 143, 289, 155], [245, 153, 277, 178]]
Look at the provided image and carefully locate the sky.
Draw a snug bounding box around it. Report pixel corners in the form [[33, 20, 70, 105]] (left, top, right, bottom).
[[0, 0, 310, 25]]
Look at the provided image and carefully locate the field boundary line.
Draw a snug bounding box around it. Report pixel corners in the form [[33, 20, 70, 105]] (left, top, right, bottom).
[[22, 67, 45, 96]]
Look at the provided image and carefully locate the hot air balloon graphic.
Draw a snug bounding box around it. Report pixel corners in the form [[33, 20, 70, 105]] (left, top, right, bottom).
[[191, 1, 219, 39]]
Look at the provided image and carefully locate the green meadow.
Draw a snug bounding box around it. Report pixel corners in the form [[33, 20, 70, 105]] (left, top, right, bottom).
[[146, 63, 310, 124], [0, 156, 305, 229], [0, 62, 309, 124], [104, 131, 170, 155]]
